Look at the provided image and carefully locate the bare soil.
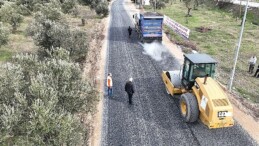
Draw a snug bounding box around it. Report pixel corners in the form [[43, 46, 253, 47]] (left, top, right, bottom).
[[85, 2, 113, 146], [86, 16, 108, 146], [195, 26, 212, 33]]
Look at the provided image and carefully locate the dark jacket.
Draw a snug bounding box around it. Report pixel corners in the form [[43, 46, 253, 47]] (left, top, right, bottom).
[[125, 81, 135, 94], [128, 27, 132, 33]]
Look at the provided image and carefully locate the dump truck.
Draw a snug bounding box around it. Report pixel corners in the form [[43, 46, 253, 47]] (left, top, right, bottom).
[[133, 12, 163, 43], [161, 53, 234, 129]]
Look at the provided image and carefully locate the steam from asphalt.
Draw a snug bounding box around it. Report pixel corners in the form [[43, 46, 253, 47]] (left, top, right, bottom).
[[141, 41, 168, 61]]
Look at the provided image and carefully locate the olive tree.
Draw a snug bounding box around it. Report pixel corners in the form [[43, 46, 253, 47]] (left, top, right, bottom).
[[0, 48, 98, 145], [0, 22, 9, 47], [150, 0, 166, 10], [95, 1, 109, 17], [61, 0, 77, 14], [0, 3, 23, 33], [40, 3, 63, 21], [15, 0, 51, 11], [183, 0, 195, 16], [27, 14, 88, 62]]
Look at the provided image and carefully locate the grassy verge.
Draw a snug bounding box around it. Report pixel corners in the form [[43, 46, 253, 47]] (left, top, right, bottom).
[[151, 2, 259, 102], [0, 50, 12, 61]]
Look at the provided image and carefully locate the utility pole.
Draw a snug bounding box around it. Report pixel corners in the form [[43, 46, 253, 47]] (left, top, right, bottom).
[[239, 0, 242, 18], [154, 0, 156, 12], [228, 0, 249, 91]]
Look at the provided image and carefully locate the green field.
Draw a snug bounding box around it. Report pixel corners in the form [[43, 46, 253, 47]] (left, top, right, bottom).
[[153, 2, 259, 102]]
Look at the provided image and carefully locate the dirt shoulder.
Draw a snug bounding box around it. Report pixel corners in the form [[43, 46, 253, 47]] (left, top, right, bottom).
[[88, 2, 112, 146]]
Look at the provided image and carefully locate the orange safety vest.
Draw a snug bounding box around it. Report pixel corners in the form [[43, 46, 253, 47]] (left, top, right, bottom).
[[107, 76, 113, 87]]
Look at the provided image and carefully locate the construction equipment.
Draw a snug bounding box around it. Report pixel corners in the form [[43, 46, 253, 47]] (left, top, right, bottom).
[[133, 12, 163, 43], [161, 53, 234, 129]]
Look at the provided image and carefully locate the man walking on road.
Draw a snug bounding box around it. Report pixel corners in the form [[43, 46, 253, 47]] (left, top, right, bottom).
[[107, 73, 113, 97], [125, 77, 135, 105], [248, 55, 257, 74], [128, 26, 132, 38]]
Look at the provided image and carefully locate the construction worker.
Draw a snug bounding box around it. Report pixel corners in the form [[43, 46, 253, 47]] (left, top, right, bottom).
[[107, 73, 113, 97], [125, 77, 135, 105], [128, 26, 132, 38]]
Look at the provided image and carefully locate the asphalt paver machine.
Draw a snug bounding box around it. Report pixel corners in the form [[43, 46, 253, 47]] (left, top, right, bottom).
[[162, 53, 234, 129]]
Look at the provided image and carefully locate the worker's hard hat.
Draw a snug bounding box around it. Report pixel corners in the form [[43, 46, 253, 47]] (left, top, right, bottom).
[[129, 77, 133, 82]]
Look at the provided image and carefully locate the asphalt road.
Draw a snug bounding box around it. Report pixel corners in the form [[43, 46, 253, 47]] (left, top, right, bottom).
[[101, 0, 257, 145]]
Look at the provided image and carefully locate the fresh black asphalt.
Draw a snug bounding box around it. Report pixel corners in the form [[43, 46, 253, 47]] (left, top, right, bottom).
[[101, 0, 258, 145]]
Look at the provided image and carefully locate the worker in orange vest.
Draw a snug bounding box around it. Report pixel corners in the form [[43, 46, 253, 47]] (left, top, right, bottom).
[[107, 73, 113, 97]]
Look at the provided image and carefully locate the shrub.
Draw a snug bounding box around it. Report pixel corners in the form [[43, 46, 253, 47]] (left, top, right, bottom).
[[95, 1, 109, 16], [90, 0, 100, 9], [0, 49, 98, 145], [70, 5, 80, 17], [156, 1, 165, 9], [150, 0, 166, 10], [27, 18, 67, 50], [62, 28, 88, 62], [27, 16, 88, 62], [0, 3, 23, 33], [16, 0, 46, 11], [81, 0, 94, 6], [61, 0, 77, 14], [0, 22, 9, 47], [0, 0, 4, 7], [40, 3, 63, 21], [17, 4, 31, 16], [161, 0, 169, 3]]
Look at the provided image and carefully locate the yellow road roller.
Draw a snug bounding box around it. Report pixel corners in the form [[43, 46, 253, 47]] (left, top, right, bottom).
[[162, 53, 234, 129]]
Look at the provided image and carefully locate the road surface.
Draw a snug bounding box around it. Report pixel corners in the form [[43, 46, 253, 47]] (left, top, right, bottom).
[[101, 0, 257, 145]]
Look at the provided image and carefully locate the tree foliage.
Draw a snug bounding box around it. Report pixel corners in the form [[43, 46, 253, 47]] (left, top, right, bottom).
[[0, 22, 9, 47], [61, 0, 77, 14], [17, 4, 32, 16], [39, 3, 63, 21], [27, 13, 88, 62], [0, 3, 23, 32], [183, 0, 196, 16], [150, 0, 166, 10], [0, 48, 98, 145], [15, 0, 50, 11], [95, 1, 109, 16], [156, 1, 166, 9], [80, 0, 94, 6]]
